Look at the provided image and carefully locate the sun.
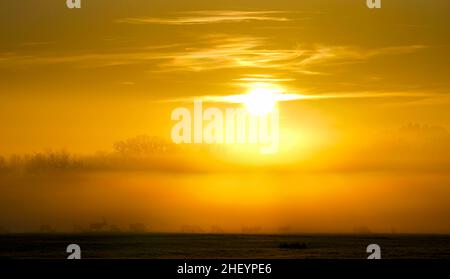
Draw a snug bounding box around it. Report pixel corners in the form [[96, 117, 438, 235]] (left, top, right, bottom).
[[242, 84, 282, 116], [219, 82, 304, 116]]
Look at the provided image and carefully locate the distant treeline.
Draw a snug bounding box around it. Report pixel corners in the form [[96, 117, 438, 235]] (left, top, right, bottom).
[[0, 136, 178, 173], [0, 135, 230, 173]]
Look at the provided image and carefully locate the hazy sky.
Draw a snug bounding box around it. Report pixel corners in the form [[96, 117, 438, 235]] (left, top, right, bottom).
[[1, 0, 449, 154], [0, 1, 450, 233]]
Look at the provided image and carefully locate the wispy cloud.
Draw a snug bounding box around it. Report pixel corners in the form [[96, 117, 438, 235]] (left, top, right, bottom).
[[161, 86, 438, 104], [155, 35, 304, 72], [154, 36, 427, 74], [295, 45, 428, 67], [117, 11, 290, 25], [0, 34, 428, 75]]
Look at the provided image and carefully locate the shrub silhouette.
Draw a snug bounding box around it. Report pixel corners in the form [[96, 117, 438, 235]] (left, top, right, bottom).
[[24, 151, 83, 172]]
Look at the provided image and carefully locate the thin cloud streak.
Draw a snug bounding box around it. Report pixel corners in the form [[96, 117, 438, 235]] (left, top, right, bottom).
[[160, 91, 438, 104], [117, 10, 291, 25], [234, 75, 295, 83]]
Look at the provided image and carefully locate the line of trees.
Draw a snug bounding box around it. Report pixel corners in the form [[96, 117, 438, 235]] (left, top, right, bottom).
[[0, 136, 175, 173]]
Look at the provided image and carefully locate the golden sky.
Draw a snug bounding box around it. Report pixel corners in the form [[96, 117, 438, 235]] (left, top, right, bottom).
[[0, 0, 450, 233], [0, 0, 449, 154]]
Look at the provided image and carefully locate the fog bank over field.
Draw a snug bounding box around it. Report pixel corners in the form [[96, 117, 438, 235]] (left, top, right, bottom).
[[1, 131, 450, 234]]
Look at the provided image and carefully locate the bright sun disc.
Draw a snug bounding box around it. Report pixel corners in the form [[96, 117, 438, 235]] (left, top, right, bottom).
[[243, 86, 281, 116]]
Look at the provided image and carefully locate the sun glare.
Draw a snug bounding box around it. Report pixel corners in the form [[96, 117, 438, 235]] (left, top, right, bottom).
[[242, 84, 282, 116], [219, 82, 305, 116]]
